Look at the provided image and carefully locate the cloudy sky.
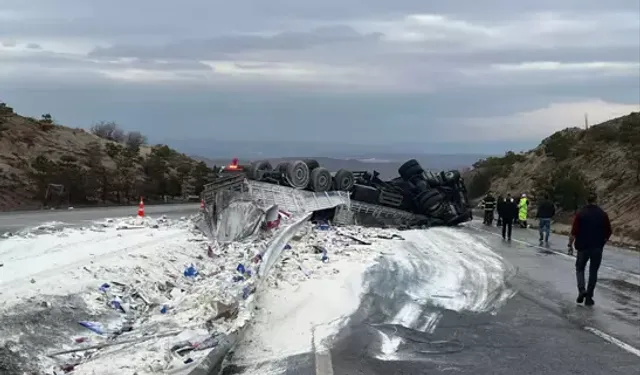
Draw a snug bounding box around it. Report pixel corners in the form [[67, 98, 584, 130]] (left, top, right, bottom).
[[1, 0, 639, 155]]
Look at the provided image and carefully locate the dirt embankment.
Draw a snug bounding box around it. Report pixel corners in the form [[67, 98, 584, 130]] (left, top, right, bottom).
[[465, 112, 640, 247], [0, 102, 212, 211]]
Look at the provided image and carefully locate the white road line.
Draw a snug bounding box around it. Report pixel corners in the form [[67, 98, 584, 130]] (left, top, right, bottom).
[[584, 327, 640, 357], [468, 224, 640, 285], [315, 349, 334, 375]]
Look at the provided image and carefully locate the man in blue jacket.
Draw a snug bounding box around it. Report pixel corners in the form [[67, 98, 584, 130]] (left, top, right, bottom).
[[536, 194, 556, 246], [568, 193, 612, 306]]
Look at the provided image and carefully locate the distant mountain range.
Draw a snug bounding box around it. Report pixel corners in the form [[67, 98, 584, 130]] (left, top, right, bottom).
[[192, 154, 488, 180]]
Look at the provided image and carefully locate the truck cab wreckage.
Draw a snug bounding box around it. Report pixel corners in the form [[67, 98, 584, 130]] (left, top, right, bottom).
[[200, 158, 472, 238]]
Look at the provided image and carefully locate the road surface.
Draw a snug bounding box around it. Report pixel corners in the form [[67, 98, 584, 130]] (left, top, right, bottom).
[[223, 222, 640, 375], [0, 203, 200, 233]]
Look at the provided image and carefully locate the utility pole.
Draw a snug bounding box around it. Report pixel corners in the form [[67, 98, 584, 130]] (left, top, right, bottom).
[[584, 113, 589, 129]]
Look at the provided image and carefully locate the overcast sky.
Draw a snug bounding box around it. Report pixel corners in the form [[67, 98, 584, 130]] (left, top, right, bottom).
[[1, 0, 639, 155]]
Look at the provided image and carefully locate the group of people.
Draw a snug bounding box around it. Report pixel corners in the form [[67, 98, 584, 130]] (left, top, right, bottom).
[[481, 191, 612, 307], [481, 192, 533, 241]]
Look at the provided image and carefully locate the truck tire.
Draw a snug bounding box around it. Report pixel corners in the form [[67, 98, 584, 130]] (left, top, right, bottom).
[[351, 184, 379, 204], [248, 160, 272, 180], [333, 169, 355, 191], [416, 189, 445, 214], [284, 160, 310, 189], [442, 170, 461, 184], [398, 159, 424, 181], [303, 159, 320, 171], [309, 167, 332, 192]]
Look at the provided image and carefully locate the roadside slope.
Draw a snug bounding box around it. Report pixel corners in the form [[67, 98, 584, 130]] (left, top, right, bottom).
[[466, 112, 640, 244], [0, 102, 212, 211]]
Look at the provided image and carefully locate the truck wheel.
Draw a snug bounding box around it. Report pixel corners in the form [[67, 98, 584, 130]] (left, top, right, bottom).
[[417, 189, 444, 213], [398, 159, 425, 181], [333, 169, 355, 191], [303, 159, 320, 171], [248, 160, 272, 180], [309, 167, 332, 192], [442, 170, 461, 184], [284, 160, 310, 189]]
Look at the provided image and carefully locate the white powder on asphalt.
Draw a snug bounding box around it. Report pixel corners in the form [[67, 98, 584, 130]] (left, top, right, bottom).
[[234, 254, 374, 364]]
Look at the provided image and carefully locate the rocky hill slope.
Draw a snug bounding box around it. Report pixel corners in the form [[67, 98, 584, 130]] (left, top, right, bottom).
[[0, 103, 214, 211], [466, 112, 640, 244]]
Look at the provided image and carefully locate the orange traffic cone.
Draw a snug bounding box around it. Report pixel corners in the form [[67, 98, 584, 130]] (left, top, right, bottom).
[[137, 197, 145, 217]]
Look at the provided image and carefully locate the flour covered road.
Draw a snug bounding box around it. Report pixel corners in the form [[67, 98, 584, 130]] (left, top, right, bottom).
[[0, 213, 271, 375], [224, 224, 640, 375], [0, 203, 199, 233]]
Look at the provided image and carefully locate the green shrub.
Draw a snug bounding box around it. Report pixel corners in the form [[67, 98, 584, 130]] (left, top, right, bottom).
[[533, 165, 594, 211]]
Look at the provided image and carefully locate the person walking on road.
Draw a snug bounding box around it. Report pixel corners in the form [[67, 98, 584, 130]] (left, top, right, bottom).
[[568, 193, 612, 307], [536, 194, 556, 246], [496, 195, 504, 227], [482, 192, 496, 225], [500, 193, 518, 241], [518, 193, 529, 228]]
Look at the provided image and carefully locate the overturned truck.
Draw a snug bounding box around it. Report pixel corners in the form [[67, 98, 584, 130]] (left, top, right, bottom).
[[202, 158, 472, 230]]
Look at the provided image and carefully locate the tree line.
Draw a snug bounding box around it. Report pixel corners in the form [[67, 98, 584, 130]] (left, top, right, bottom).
[[30, 122, 219, 207]]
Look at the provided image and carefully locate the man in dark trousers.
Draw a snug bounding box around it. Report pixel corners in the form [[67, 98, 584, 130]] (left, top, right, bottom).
[[496, 195, 504, 226], [536, 194, 556, 246], [481, 192, 496, 225], [499, 193, 518, 240], [568, 193, 612, 306]]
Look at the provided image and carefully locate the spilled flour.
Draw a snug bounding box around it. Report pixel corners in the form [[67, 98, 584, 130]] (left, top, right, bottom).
[[232, 226, 377, 365]]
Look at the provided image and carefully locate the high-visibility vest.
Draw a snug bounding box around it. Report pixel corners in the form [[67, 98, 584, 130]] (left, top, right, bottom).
[[518, 198, 528, 220]]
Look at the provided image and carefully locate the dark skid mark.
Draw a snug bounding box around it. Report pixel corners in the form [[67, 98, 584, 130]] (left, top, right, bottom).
[[537, 249, 555, 255], [599, 278, 640, 294]]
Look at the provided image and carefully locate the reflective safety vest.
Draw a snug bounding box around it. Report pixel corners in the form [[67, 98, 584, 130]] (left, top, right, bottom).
[[518, 198, 528, 220]]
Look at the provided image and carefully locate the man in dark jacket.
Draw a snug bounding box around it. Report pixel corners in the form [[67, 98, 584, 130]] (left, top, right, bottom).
[[536, 194, 556, 246], [496, 195, 504, 226], [482, 192, 496, 225], [500, 193, 518, 240], [568, 193, 612, 306]]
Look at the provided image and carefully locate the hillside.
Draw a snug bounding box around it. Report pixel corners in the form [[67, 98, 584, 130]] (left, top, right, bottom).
[[0, 103, 214, 211], [466, 112, 640, 244]]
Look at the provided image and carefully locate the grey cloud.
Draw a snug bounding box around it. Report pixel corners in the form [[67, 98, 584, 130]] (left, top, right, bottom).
[[88, 26, 382, 59], [26, 43, 42, 49], [1, 0, 639, 152], [1, 40, 17, 47]]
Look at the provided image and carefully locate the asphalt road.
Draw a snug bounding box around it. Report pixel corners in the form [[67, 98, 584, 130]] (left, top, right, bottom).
[[0, 203, 200, 233], [223, 222, 640, 375]]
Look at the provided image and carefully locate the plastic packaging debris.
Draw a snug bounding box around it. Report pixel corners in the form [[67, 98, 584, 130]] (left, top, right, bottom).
[[161, 305, 169, 314], [193, 335, 219, 351], [99, 283, 110, 292], [232, 275, 244, 282], [74, 337, 89, 344], [110, 296, 125, 312], [284, 244, 292, 250], [236, 263, 246, 274], [316, 222, 331, 230], [321, 250, 329, 263], [79, 321, 105, 335], [183, 264, 198, 278], [243, 284, 256, 299]]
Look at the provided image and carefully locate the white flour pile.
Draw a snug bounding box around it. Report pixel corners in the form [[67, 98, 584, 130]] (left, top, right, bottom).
[[232, 224, 395, 365], [0, 214, 274, 375]]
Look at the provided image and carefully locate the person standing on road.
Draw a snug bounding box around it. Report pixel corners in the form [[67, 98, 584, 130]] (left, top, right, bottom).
[[496, 195, 504, 227], [536, 194, 556, 246], [518, 193, 529, 228], [500, 193, 517, 240], [568, 193, 612, 307], [482, 192, 496, 225]]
